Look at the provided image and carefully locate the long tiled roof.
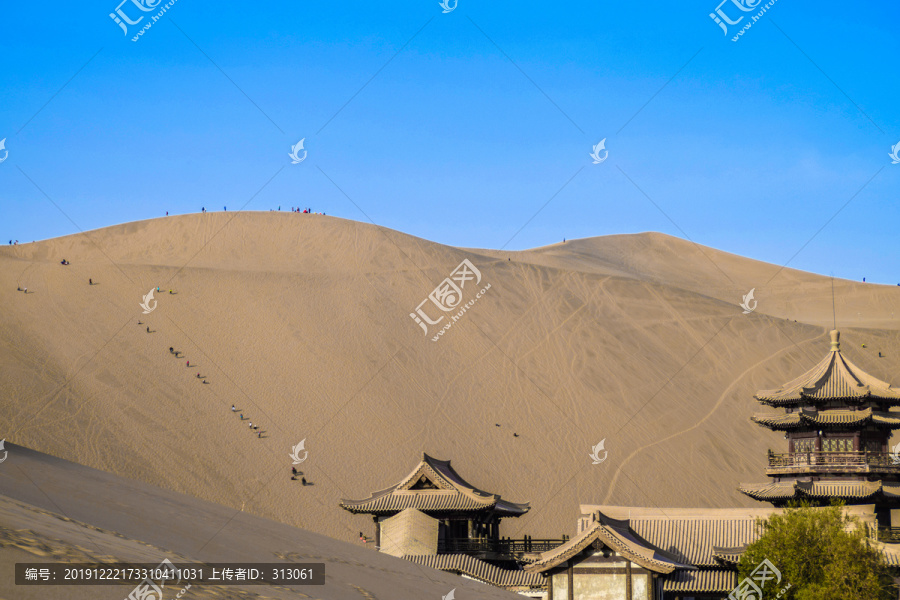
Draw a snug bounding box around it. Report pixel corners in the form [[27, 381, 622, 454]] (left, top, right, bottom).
[[755, 330, 900, 405], [750, 407, 900, 430], [578, 506, 774, 568], [404, 554, 544, 589], [339, 453, 530, 515], [661, 569, 737, 594], [739, 479, 889, 501], [526, 519, 690, 574]]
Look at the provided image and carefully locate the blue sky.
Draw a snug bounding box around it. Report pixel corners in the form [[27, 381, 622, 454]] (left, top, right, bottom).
[[1, 1, 898, 283]]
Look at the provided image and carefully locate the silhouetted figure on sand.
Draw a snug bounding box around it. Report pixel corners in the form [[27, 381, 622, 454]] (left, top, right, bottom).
[[301, 477, 307, 486], [146, 326, 151, 333], [292, 467, 298, 475], [186, 360, 190, 367], [291, 475, 297, 481], [89, 278, 93, 285], [232, 405, 236, 412]]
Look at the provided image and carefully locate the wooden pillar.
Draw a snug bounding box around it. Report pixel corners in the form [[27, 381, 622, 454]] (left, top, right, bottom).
[[567, 560, 574, 600], [373, 516, 380, 549], [547, 572, 553, 600], [626, 560, 633, 600]]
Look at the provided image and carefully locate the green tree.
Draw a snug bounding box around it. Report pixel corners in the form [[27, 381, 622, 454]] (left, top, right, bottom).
[[738, 502, 894, 600]]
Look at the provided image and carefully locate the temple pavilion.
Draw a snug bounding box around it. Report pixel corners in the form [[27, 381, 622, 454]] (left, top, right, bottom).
[[339, 453, 558, 594], [739, 329, 900, 525]]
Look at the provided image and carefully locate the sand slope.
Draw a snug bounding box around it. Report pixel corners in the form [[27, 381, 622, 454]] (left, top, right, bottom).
[[0, 443, 518, 600], [1, 213, 898, 545]]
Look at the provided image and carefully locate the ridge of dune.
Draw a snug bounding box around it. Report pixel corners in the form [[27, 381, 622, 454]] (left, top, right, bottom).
[[475, 232, 899, 328], [2, 213, 899, 549]]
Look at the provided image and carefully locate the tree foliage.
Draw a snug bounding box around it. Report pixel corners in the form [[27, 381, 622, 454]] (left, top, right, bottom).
[[738, 502, 895, 600]]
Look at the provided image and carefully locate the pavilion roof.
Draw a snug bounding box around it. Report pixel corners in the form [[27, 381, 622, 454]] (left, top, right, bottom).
[[739, 480, 900, 502], [525, 517, 689, 574], [750, 407, 900, 431], [339, 453, 530, 516], [755, 330, 900, 406], [576, 505, 776, 568]]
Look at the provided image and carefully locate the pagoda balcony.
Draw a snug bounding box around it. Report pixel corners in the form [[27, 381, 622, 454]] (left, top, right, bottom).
[[766, 450, 900, 475]]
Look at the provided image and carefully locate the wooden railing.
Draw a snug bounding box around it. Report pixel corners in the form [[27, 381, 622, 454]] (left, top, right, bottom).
[[437, 536, 567, 555], [767, 451, 900, 473]]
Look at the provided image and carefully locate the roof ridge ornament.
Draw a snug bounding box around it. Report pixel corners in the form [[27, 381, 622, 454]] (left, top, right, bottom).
[[830, 329, 841, 352]]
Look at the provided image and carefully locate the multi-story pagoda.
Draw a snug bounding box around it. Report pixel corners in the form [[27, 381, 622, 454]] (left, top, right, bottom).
[[740, 330, 900, 525]]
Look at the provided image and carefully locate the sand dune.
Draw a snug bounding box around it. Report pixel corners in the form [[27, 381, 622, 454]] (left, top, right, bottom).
[[0, 443, 518, 600], [2, 212, 898, 548]]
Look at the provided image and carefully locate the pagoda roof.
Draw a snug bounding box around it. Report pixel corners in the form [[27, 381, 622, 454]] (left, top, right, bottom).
[[755, 330, 900, 405], [750, 407, 900, 431], [339, 453, 530, 516], [739, 480, 900, 502]]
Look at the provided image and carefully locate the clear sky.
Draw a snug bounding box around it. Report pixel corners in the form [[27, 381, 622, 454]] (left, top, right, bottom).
[[1, 1, 898, 283]]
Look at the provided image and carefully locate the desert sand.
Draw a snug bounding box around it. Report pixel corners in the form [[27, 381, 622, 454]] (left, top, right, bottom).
[[1, 212, 898, 550], [0, 442, 518, 600]]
